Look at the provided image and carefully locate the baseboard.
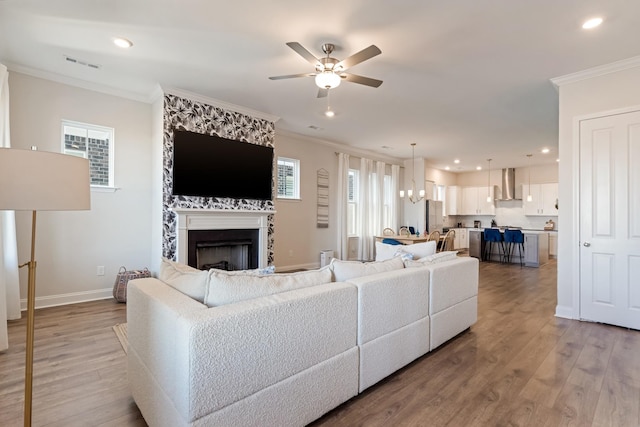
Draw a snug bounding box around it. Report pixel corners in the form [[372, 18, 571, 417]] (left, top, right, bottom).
[[276, 262, 320, 273], [555, 305, 576, 320], [21, 288, 114, 311]]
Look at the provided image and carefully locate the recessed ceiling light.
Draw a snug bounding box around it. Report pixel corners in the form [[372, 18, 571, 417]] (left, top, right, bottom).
[[324, 109, 335, 118], [582, 17, 603, 29], [454, 159, 460, 164], [445, 166, 450, 171], [556, 158, 560, 162], [541, 147, 550, 154], [476, 166, 482, 171], [113, 37, 133, 48]]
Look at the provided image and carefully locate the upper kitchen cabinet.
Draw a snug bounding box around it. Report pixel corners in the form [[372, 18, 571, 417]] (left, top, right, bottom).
[[446, 186, 461, 216], [523, 183, 558, 216], [461, 186, 496, 215]]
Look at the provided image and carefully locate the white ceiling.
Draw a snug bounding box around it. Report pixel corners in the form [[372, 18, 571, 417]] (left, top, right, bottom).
[[2, 0, 640, 170]]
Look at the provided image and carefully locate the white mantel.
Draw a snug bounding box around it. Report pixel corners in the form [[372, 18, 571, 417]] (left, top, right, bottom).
[[172, 208, 275, 267]]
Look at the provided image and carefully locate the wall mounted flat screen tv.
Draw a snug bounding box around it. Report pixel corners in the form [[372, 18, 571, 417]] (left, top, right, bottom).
[[172, 129, 273, 200]]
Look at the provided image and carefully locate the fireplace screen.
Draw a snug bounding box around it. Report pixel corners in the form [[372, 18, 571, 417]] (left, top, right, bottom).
[[188, 229, 259, 270], [196, 240, 251, 270]]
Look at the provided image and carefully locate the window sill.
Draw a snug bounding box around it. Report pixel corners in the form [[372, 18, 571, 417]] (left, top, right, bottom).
[[91, 186, 120, 193], [276, 197, 302, 202]]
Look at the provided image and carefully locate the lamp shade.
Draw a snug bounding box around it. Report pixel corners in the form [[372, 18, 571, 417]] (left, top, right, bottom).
[[0, 148, 90, 211]]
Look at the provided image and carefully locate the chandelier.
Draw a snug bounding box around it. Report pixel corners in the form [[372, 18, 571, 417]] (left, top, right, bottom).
[[400, 143, 425, 204]]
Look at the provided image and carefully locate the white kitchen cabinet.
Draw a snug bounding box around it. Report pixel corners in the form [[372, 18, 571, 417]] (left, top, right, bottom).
[[453, 228, 468, 249], [461, 186, 495, 215], [523, 183, 558, 216], [549, 233, 557, 258], [446, 186, 461, 216]]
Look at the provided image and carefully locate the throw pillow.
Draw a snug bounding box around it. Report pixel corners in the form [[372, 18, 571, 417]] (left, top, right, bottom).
[[402, 241, 437, 259], [330, 257, 405, 282], [375, 241, 400, 261], [159, 258, 209, 302], [204, 267, 332, 307]]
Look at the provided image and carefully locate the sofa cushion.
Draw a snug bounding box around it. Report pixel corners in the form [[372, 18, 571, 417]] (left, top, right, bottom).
[[330, 257, 404, 282], [204, 267, 332, 307], [159, 258, 209, 302], [402, 241, 437, 259], [404, 251, 458, 268]]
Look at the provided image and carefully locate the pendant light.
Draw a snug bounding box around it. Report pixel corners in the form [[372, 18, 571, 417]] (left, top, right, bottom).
[[486, 158, 492, 203], [399, 143, 425, 203], [526, 154, 533, 202]]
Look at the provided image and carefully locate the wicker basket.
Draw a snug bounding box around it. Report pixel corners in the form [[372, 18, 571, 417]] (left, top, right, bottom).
[[113, 266, 151, 303]]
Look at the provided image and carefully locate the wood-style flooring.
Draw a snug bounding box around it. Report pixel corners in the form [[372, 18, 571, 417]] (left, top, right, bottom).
[[1, 259, 639, 426]]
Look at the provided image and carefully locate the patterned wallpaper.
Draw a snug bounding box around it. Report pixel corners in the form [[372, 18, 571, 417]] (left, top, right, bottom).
[[162, 93, 276, 263]]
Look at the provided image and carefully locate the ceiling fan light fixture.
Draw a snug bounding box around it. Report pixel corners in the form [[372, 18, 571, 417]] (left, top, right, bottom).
[[315, 71, 341, 89]]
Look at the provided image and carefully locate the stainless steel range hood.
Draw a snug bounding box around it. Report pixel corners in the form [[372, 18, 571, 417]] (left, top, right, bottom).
[[498, 168, 521, 201]]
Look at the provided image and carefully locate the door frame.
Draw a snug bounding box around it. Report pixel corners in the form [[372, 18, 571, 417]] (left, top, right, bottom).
[[572, 104, 640, 320]]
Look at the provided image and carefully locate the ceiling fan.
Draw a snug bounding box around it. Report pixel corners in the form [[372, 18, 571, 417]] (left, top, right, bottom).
[[269, 42, 383, 98]]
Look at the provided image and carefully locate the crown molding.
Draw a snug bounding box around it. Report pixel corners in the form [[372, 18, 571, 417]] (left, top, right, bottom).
[[4, 62, 155, 103], [551, 55, 640, 89], [161, 86, 280, 123]]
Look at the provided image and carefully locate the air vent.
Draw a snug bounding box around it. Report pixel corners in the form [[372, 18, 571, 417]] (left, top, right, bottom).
[[64, 55, 101, 70]]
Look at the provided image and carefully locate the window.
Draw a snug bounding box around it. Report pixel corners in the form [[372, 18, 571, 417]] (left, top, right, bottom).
[[277, 157, 300, 199], [62, 120, 115, 188], [347, 170, 358, 235]]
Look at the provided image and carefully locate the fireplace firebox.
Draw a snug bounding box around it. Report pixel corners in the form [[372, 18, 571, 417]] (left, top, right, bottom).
[[188, 229, 259, 270]]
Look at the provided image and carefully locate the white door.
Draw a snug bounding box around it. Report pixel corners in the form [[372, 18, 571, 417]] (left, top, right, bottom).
[[579, 110, 640, 330]]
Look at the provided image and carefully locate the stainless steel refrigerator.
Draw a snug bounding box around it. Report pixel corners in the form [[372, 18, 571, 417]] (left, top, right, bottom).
[[425, 200, 443, 233]]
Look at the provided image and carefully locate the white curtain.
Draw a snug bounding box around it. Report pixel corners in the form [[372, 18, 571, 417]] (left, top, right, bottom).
[[1, 63, 21, 352], [358, 158, 374, 261], [390, 164, 400, 232], [336, 153, 350, 260]]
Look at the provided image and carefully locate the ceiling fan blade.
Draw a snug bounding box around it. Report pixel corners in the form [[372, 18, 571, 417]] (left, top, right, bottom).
[[342, 73, 383, 88], [317, 88, 329, 98], [286, 42, 321, 67], [335, 45, 381, 71], [269, 73, 316, 80]]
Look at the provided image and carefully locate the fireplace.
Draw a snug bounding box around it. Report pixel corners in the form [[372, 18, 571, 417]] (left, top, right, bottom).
[[188, 229, 259, 270], [172, 208, 274, 268]]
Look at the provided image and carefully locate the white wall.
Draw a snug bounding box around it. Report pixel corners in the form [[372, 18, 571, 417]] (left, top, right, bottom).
[[555, 64, 640, 319], [273, 131, 402, 270], [8, 72, 152, 308], [273, 132, 337, 270]]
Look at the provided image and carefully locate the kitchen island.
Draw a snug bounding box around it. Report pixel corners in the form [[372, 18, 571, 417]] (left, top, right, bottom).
[[468, 228, 549, 267]]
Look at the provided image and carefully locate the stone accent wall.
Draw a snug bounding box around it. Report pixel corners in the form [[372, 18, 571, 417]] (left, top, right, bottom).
[[162, 93, 276, 264]]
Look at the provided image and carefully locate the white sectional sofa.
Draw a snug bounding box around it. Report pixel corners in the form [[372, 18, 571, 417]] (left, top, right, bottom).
[[127, 255, 479, 427]]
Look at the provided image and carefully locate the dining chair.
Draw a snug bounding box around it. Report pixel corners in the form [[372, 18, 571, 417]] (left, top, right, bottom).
[[382, 227, 395, 236], [427, 230, 441, 243], [441, 229, 456, 252], [399, 227, 411, 236]]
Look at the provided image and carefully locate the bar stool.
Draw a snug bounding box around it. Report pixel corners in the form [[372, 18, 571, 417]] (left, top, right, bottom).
[[483, 228, 504, 262], [504, 229, 525, 267]]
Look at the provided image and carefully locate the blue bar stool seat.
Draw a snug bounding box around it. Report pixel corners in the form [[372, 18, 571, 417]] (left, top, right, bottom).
[[503, 229, 525, 267], [483, 228, 504, 262]]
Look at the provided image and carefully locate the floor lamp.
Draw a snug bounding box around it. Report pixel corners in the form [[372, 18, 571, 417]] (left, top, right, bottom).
[[0, 147, 90, 426]]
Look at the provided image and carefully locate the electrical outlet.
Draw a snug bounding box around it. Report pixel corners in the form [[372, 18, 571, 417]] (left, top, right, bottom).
[[96, 266, 105, 276]]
